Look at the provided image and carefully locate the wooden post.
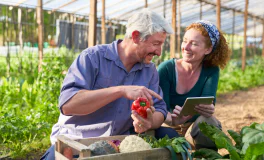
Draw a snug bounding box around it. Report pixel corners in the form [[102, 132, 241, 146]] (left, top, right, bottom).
[[71, 14, 75, 50], [262, 21, 264, 57], [101, 0, 106, 44], [1, 7, 3, 45], [13, 8, 18, 47], [37, 0, 44, 72], [200, 1, 203, 20], [88, 0, 97, 47], [253, 17, 257, 56], [216, 0, 221, 29], [18, 8, 23, 72], [232, 10, 235, 54], [5, 6, 10, 77], [242, 0, 248, 71], [108, 20, 114, 41], [163, 0, 166, 18], [145, 0, 148, 8], [170, 0, 176, 59], [161, 0, 166, 61], [176, 0, 181, 58]]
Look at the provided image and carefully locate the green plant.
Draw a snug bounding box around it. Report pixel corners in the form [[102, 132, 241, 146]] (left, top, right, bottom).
[[218, 56, 264, 94], [193, 122, 264, 160], [140, 134, 193, 160], [0, 47, 78, 159]]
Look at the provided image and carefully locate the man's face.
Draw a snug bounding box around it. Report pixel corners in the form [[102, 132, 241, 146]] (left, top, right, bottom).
[[136, 32, 167, 64]]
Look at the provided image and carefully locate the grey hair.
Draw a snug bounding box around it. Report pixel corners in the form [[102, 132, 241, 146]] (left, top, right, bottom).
[[125, 8, 174, 41]]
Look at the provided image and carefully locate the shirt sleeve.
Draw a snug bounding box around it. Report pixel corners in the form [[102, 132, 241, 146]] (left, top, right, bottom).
[[201, 67, 220, 104], [157, 60, 172, 111], [58, 49, 98, 111], [149, 64, 168, 120]]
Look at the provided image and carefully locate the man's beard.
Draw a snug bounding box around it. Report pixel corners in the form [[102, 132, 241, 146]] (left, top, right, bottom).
[[142, 53, 155, 64]]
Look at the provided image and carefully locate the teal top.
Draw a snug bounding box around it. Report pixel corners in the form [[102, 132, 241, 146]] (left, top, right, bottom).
[[157, 59, 219, 121]]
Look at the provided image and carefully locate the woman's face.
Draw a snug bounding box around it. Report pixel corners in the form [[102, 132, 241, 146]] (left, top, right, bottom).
[[181, 28, 212, 63]]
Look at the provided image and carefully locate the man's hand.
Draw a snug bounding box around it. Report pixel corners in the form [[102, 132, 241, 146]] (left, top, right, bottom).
[[194, 104, 215, 118], [120, 86, 162, 106], [131, 106, 155, 133], [171, 105, 192, 126]]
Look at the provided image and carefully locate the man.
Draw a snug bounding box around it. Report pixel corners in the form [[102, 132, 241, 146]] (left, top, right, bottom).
[[41, 8, 175, 160]]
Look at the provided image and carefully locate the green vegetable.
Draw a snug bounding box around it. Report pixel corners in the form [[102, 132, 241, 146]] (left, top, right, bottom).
[[228, 129, 243, 149], [192, 148, 223, 160], [241, 123, 264, 159], [139, 134, 192, 160], [198, 122, 240, 159], [193, 122, 264, 160], [138, 134, 158, 148]]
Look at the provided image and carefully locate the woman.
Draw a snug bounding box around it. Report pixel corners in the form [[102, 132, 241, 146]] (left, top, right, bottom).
[[158, 20, 231, 150]]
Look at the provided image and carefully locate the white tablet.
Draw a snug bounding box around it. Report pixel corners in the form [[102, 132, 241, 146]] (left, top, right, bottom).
[[180, 96, 215, 116]]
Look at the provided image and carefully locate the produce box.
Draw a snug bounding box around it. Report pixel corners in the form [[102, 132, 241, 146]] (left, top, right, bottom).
[[55, 131, 184, 160]]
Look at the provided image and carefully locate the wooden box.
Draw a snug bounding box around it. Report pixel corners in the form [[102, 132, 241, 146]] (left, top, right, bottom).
[[55, 132, 183, 160]]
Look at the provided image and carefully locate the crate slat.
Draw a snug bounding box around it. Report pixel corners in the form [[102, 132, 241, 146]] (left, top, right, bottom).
[[79, 148, 179, 160], [55, 135, 183, 160]]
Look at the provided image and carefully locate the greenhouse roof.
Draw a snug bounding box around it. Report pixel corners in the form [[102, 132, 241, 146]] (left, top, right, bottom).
[[0, 0, 264, 37]]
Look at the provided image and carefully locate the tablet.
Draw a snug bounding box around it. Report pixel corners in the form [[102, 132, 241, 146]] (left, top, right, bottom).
[[180, 96, 215, 116]]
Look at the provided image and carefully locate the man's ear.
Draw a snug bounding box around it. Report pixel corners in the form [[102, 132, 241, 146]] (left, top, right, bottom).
[[131, 30, 140, 43]]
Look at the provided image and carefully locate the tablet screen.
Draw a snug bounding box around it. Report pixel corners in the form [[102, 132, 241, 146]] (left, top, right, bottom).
[[180, 96, 215, 116]]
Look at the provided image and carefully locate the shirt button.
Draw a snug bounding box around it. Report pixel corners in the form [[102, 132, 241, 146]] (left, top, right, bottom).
[[114, 128, 117, 131], [118, 110, 122, 114]]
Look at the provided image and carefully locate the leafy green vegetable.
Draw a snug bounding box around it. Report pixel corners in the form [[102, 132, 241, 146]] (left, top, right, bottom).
[[192, 148, 223, 160], [138, 134, 158, 148], [241, 123, 264, 157], [214, 135, 241, 159], [228, 130, 243, 149], [193, 122, 264, 160], [140, 134, 192, 160], [198, 122, 232, 145], [244, 142, 264, 160]]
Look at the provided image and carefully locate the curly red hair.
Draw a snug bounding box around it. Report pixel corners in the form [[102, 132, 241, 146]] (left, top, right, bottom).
[[185, 23, 231, 69]]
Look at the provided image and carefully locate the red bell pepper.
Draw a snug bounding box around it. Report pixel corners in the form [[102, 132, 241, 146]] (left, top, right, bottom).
[[131, 97, 150, 118]]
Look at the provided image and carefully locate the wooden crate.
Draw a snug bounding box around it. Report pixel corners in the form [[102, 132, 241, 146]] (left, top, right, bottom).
[[55, 132, 183, 160]]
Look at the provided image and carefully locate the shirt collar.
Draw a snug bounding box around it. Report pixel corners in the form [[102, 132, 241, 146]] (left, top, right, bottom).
[[104, 39, 152, 71], [103, 40, 121, 61]]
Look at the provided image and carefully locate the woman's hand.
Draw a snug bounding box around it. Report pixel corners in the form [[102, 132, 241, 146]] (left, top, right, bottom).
[[171, 105, 192, 126], [194, 103, 215, 118]]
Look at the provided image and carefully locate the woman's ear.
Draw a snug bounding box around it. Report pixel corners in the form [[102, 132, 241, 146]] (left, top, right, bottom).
[[205, 46, 213, 55], [131, 30, 140, 44]]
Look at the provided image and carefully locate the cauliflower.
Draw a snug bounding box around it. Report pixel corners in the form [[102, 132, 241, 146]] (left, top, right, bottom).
[[119, 135, 152, 153]]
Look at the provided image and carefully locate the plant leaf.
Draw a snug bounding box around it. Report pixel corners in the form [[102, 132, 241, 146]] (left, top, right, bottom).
[[214, 135, 241, 160], [193, 148, 222, 160], [241, 124, 264, 153], [198, 122, 232, 144], [228, 129, 243, 149], [198, 122, 241, 159], [244, 142, 264, 160]]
